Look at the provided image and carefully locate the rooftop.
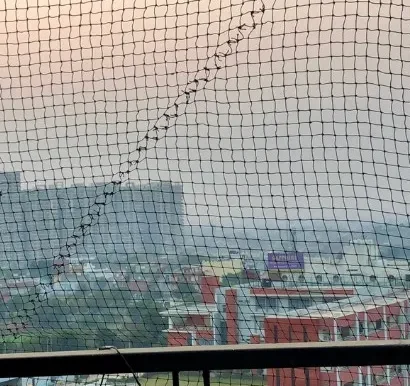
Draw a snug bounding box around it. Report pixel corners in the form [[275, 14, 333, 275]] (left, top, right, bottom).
[[273, 288, 409, 319], [250, 286, 355, 297], [160, 303, 217, 316]]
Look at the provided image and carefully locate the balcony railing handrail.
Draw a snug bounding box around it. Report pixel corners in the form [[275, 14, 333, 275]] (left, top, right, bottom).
[[0, 340, 409, 378]]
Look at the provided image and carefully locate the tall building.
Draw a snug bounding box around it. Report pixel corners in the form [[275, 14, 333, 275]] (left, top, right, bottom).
[[0, 172, 185, 272], [53, 181, 184, 264], [23, 187, 60, 263], [0, 172, 27, 268]]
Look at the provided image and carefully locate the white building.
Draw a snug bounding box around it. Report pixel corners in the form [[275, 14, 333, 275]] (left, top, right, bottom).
[[278, 239, 410, 288]]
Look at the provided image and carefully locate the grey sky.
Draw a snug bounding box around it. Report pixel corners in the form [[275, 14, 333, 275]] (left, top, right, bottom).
[[0, 0, 409, 227]]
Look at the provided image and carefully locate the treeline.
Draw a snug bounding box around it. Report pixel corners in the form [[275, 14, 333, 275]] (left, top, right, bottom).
[[4, 288, 167, 352]]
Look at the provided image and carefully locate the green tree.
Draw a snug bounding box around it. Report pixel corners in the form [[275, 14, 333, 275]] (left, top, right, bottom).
[[175, 282, 201, 302], [0, 333, 46, 353], [31, 285, 167, 349], [129, 299, 166, 347]]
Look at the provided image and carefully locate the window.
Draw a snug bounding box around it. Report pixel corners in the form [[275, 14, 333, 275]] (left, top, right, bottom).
[[267, 297, 277, 309], [298, 274, 306, 283], [319, 329, 331, 342], [289, 298, 311, 309], [256, 297, 264, 309], [333, 275, 340, 284], [281, 274, 288, 282], [340, 326, 354, 340], [359, 321, 365, 335], [316, 274, 323, 283], [388, 276, 397, 287], [369, 319, 383, 333], [353, 275, 364, 284], [388, 315, 398, 328], [256, 297, 277, 310]]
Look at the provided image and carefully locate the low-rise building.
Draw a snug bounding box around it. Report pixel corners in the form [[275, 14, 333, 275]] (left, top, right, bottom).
[[201, 258, 244, 278], [265, 290, 410, 386], [161, 276, 356, 346], [273, 240, 410, 288], [162, 271, 410, 386]]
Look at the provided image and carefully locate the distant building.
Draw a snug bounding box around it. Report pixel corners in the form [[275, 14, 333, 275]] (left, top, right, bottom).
[[0, 172, 185, 272], [260, 240, 410, 288], [161, 276, 356, 347], [0, 172, 27, 268], [168, 265, 204, 288], [201, 258, 243, 278]]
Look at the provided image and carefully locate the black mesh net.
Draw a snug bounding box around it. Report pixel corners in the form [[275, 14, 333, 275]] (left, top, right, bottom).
[[0, 0, 410, 384]]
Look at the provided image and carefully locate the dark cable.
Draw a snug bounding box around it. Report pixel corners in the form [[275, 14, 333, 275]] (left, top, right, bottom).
[[98, 346, 142, 386], [99, 374, 106, 386]]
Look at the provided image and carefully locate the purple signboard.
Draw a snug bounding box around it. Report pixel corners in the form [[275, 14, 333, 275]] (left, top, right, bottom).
[[266, 252, 304, 270]]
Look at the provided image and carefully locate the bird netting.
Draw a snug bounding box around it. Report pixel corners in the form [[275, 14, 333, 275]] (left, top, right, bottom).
[[0, 0, 410, 384]]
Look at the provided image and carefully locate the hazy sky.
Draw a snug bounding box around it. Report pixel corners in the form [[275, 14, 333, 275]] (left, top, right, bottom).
[[0, 0, 409, 227]]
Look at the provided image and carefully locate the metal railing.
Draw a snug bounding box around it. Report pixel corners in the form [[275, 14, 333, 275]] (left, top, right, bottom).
[[0, 340, 409, 386]]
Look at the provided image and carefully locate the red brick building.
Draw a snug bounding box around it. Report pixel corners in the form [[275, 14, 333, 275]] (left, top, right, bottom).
[[162, 274, 410, 386], [162, 276, 356, 347], [265, 291, 410, 386]]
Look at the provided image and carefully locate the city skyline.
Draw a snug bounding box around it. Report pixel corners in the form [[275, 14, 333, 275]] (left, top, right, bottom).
[[0, 0, 408, 228]]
